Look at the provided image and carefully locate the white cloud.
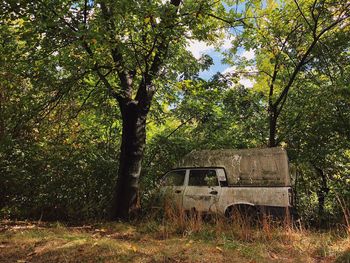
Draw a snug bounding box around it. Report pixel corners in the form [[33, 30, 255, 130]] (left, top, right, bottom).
[[186, 32, 234, 59], [244, 65, 257, 72], [222, 66, 236, 75], [220, 33, 234, 50], [221, 65, 256, 88], [240, 49, 255, 60], [186, 40, 215, 59], [239, 78, 255, 88]]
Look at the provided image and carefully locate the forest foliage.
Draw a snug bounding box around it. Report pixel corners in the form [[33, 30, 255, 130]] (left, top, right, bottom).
[[0, 0, 349, 225]]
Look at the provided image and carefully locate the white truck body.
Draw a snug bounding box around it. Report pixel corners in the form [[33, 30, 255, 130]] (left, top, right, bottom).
[[161, 147, 293, 216]]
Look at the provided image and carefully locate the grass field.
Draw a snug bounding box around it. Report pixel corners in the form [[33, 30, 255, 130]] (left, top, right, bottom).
[[0, 217, 349, 263]]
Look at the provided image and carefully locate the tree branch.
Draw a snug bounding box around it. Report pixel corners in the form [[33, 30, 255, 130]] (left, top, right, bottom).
[[293, 0, 313, 31], [207, 13, 248, 27], [100, 2, 133, 99], [135, 0, 183, 106], [273, 12, 350, 108]]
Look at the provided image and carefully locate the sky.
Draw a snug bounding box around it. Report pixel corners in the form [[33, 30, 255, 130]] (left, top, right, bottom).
[[186, 35, 256, 88]]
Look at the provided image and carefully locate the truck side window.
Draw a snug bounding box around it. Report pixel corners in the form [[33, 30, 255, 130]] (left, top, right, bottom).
[[162, 170, 186, 186], [188, 169, 218, 187]]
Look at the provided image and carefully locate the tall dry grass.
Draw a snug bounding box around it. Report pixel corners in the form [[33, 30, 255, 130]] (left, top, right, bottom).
[[335, 194, 350, 235], [150, 198, 304, 244]]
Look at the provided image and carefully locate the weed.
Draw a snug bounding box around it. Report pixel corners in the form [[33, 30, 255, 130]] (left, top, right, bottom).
[[336, 248, 350, 263]]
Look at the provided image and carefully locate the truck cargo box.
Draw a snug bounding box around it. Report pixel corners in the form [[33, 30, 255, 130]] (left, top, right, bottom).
[[178, 147, 291, 187]]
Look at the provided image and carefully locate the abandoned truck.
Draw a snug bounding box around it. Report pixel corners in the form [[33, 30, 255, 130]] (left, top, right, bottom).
[[160, 147, 293, 219]]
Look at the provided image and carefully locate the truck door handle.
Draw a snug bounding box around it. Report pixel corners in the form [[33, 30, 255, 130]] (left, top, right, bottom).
[[175, 190, 182, 194], [209, 190, 218, 195]]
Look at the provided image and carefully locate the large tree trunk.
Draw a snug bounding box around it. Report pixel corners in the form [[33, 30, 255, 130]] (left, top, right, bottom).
[[110, 100, 148, 220], [268, 105, 278, 147]]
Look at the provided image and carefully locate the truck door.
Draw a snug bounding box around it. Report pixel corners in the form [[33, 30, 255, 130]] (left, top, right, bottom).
[[183, 169, 222, 213], [161, 169, 187, 209]]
